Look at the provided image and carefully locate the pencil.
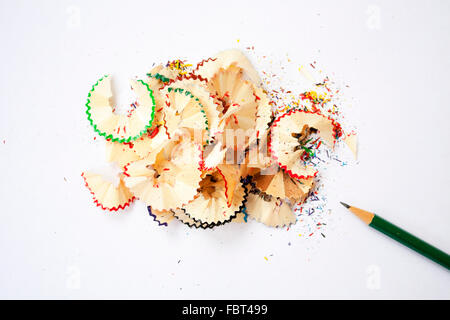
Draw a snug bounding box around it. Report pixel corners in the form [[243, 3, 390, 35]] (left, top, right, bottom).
[[340, 202, 450, 270]]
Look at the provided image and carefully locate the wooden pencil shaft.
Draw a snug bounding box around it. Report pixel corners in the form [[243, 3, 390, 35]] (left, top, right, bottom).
[[369, 215, 450, 270], [349, 206, 374, 225]]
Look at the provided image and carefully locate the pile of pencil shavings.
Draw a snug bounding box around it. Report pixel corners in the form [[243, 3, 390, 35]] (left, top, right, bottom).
[[82, 49, 348, 229]]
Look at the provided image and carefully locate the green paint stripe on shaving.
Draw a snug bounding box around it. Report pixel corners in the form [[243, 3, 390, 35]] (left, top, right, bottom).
[[168, 87, 211, 143], [147, 72, 171, 83]]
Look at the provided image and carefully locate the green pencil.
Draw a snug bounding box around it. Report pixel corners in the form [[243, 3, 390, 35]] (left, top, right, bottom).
[[340, 202, 450, 270]]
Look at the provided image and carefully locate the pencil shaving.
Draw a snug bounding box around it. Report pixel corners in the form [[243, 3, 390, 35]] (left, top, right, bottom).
[[86, 76, 156, 143], [82, 48, 352, 230]]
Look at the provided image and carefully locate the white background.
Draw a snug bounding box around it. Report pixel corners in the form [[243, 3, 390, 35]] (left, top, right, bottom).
[[1, 0, 449, 299]]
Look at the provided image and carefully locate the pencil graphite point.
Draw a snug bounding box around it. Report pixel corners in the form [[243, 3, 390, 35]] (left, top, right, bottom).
[[340, 201, 350, 209]]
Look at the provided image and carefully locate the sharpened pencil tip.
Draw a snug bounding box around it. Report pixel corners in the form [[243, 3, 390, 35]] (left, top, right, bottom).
[[340, 202, 350, 209]]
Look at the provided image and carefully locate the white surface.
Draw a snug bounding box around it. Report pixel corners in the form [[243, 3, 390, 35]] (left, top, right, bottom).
[[1, 0, 449, 299]]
